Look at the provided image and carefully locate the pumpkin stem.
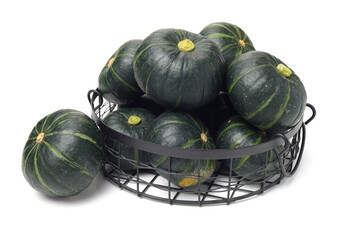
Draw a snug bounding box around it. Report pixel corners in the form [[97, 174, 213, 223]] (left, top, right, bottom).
[[201, 133, 208, 142], [107, 57, 115, 68], [179, 178, 198, 187], [36, 133, 45, 143], [178, 39, 195, 52], [276, 63, 292, 77], [128, 115, 141, 126], [258, 130, 267, 136], [238, 40, 246, 47]]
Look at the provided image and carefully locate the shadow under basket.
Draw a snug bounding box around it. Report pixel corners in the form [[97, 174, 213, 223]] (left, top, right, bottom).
[[88, 89, 316, 206]]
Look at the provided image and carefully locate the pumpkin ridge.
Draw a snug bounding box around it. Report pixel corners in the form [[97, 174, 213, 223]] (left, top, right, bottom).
[[245, 85, 279, 120], [42, 141, 94, 178], [110, 66, 139, 92], [44, 131, 103, 150], [145, 71, 153, 93], [258, 81, 291, 130], [235, 135, 262, 170], [216, 123, 249, 143], [180, 138, 202, 149], [228, 64, 270, 96], [185, 113, 203, 132], [46, 117, 93, 134], [45, 111, 83, 133], [206, 32, 237, 40], [23, 142, 38, 179], [209, 23, 240, 39], [134, 43, 165, 66], [33, 144, 59, 196], [229, 131, 255, 148], [220, 43, 236, 51], [235, 47, 243, 58], [151, 120, 201, 135], [40, 114, 51, 133], [175, 29, 183, 41], [232, 24, 242, 39], [34, 125, 39, 135]]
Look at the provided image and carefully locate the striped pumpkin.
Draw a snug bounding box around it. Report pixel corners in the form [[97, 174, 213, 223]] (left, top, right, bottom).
[[98, 39, 144, 104], [145, 112, 216, 188], [103, 108, 156, 172], [226, 51, 307, 134], [216, 116, 278, 180], [200, 22, 255, 67], [133, 28, 225, 111], [22, 109, 104, 197]]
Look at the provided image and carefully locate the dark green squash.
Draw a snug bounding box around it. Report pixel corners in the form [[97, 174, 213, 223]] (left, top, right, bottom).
[[103, 108, 155, 172], [216, 116, 278, 180], [98, 39, 144, 104], [200, 22, 255, 67], [133, 28, 225, 110], [145, 112, 216, 188], [117, 94, 166, 116], [22, 109, 104, 197], [226, 51, 307, 134]]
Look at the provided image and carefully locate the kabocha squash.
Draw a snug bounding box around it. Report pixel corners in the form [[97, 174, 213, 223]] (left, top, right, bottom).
[[103, 108, 156, 172], [145, 112, 216, 188], [98, 39, 143, 104], [200, 22, 255, 67], [226, 51, 307, 134], [22, 109, 104, 197], [133, 28, 225, 111], [117, 94, 166, 116], [216, 116, 278, 180]]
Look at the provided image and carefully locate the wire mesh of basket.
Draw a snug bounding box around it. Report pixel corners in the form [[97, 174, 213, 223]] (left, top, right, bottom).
[[88, 89, 316, 206]]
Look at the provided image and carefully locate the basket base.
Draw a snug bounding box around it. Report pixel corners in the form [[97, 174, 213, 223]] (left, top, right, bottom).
[[102, 160, 288, 206]]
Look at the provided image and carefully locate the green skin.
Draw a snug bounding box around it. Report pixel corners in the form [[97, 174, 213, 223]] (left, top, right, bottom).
[[22, 109, 104, 197], [200, 22, 255, 68], [226, 51, 307, 134], [145, 112, 216, 188], [216, 116, 278, 181], [98, 39, 144, 104], [103, 108, 156, 172], [133, 28, 225, 111], [117, 94, 166, 116]]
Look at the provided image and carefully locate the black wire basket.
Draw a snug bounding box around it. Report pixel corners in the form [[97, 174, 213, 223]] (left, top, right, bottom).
[[88, 89, 316, 206]]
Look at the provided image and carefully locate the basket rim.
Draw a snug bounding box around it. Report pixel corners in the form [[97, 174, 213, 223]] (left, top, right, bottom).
[[88, 89, 314, 160]]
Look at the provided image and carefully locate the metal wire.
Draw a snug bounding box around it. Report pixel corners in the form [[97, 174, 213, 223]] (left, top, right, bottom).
[[88, 89, 316, 206]]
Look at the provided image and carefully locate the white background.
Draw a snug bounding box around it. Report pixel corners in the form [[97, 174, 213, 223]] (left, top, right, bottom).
[[1, 0, 342, 239]]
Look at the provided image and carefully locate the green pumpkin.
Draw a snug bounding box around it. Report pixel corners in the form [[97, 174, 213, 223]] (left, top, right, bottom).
[[22, 109, 104, 197], [98, 39, 144, 104], [133, 28, 225, 110], [200, 22, 255, 67], [103, 108, 156, 172], [216, 116, 278, 180], [226, 51, 307, 134], [145, 112, 216, 188]]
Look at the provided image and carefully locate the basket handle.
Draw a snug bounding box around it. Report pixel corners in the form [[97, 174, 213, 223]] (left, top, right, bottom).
[[305, 103, 316, 125], [272, 122, 306, 178], [87, 89, 103, 112]]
